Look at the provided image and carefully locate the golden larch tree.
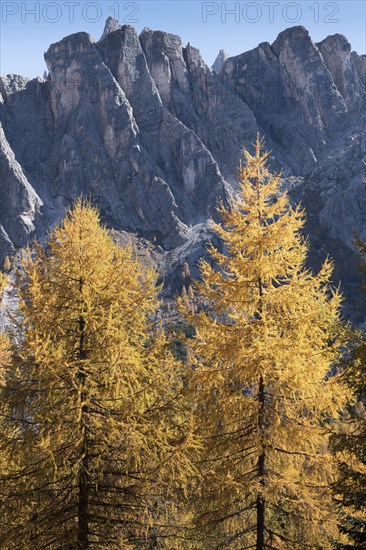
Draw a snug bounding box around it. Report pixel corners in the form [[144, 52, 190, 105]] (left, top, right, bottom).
[[0, 201, 197, 549], [0, 274, 11, 531], [331, 233, 366, 549], [0, 273, 10, 386], [184, 137, 347, 549]]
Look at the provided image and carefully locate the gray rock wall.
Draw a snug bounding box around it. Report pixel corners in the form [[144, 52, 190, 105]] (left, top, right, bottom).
[[1, 21, 365, 317]]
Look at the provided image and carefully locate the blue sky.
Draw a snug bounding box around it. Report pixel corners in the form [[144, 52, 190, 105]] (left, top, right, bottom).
[[1, 1, 366, 78]]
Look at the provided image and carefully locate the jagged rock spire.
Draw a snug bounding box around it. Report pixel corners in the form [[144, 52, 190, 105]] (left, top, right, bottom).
[[99, 17, 122, 42], [212, 49, 228, 73]]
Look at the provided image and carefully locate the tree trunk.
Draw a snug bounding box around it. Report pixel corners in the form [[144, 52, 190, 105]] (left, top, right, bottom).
[[257, 374, 265, 550], [77, 277, 89, 549], [77, 450, 89, 549], [256, 228, 266, 550]]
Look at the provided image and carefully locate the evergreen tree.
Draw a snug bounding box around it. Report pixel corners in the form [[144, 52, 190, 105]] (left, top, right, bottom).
[[332, 234, 366, 549], [183, 137, 347, 549], [0, 201, 196, 549]]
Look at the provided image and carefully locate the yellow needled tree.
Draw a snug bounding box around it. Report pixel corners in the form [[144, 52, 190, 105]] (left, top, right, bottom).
[[0, 272, 10, 387], [0, 201, 197, 549], [331, 233, 366, 549], [184, 137, 347, 549], [0, 273, 12, 534]]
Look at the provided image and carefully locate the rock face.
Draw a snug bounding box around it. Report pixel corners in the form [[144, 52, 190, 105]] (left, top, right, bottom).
[[0, 123, 42, 258], [0, 75, 45, 258], [99, 17, 122, 42], [212, 49, 228, 73], [0, 23, 365, 318]]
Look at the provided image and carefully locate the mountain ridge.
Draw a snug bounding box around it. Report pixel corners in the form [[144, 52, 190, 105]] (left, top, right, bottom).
[[1, 21, 365, 318]]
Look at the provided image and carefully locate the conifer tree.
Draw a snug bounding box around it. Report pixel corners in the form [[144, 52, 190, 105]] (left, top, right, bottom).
[[0, 273, 10, 385], [0, 274, 11, 527], [0, 201, 196, 549], [332, 235, 366, 549], [184, 137, 347, 549]]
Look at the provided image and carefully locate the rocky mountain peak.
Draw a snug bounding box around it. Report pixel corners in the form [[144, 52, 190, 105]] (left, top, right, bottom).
[[212, 49, 228, 73], [99, 16, 122, 41], [318, 33, 351, 52], [1, 19, 365, 318], [139, 27, 190, 105], [273, 25, 310, 43], [317, 34, 365, 108]]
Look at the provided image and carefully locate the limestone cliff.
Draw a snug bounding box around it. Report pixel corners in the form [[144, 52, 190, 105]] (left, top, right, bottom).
[[1, 21, 365, 318]]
